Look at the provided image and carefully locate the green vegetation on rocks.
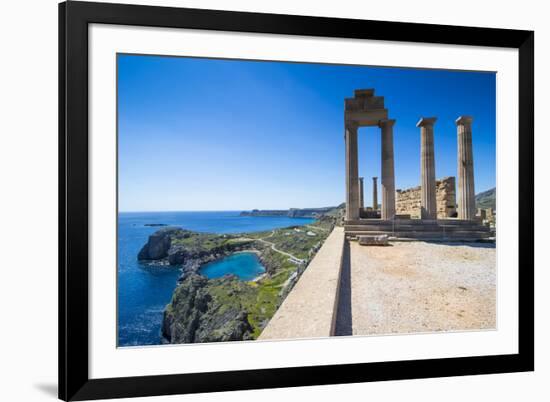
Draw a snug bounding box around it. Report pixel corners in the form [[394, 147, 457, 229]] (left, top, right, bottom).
[[475, 187, 496, 210], [140, 211, 340, 344], [138, 228, 255, 268]]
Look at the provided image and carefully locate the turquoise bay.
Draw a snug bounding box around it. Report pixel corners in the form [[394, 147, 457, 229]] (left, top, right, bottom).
[[199, 252, 265, 281], [117, 211, 314, 346]]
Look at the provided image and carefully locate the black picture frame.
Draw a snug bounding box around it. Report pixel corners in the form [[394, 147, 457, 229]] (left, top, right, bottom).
[[59, 1, 534, 400]]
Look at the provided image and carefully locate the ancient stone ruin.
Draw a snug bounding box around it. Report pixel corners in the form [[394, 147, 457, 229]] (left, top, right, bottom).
[[343, 89, 491, 240], [396, 176, 457, 219]]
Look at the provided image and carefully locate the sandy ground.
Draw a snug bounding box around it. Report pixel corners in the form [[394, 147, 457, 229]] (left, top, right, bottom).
[[342, 241, 496, 335]]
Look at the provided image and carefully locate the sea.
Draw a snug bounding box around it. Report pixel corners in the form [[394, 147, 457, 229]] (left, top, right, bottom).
[[117, 211, 314, 347]]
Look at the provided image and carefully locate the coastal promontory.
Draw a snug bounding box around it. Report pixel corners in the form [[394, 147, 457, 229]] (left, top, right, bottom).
[[137, 216, 337, 343]]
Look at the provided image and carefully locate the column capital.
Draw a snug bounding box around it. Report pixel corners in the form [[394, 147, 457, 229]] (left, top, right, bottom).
[[345, 120, 359, 130], [455, 115, 473, 126], [378, 118, 395, 128], [416, 117, 437, 127]]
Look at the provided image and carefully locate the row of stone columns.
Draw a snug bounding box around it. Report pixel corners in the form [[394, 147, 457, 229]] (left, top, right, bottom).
[[415, 116, 475, 220], [345, 115, 475, 222], [345, 119, 396, 221], [358, 176, 378, 211]]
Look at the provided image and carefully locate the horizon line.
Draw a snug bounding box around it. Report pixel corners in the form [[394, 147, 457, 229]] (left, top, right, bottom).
[[118, 207, 338, 214]]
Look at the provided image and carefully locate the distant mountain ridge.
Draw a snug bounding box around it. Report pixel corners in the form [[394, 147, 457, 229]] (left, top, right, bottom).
[[240, 205, 341, 218], [475, 187, 496, 210], [243, 191, 496, 218]]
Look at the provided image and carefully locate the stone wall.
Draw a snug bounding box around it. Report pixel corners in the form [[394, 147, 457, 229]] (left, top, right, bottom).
[[258, 227, 345, 340], [396, 176, 457, 219]]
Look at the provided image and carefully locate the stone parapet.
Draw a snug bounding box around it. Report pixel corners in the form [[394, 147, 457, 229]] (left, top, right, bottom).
[[258, 227, 346, 340]]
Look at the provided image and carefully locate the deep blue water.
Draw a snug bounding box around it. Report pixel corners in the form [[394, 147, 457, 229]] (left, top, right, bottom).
[[117, 211, 314, 347], [199, 252, 265, 281]]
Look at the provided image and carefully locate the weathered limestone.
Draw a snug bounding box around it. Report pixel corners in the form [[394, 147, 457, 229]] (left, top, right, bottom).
[[359, 177, 365, 209], [456, 116, 476, 220], [396, 177, 457, 219], [341, 90, 487, 240], [344, 89, 389, 221], [417, 117, 437, 220], [435, 177, 457, 218], [380, 119, 396, 220], [345, 89, 388, 126], [345, 123, 360, 221], [358, 234, 389, 246], [477, 208, 487, 220], [372, 177, 378, 210]]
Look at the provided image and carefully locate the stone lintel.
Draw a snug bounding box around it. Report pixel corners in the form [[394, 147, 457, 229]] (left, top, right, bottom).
[[456, 115, 473, 125], [345, 96, 385, 112], [364, 96, 385, 109], [345, 109, 388, 127], [354, 88, 375, 98], [416, 117, 437, 127]]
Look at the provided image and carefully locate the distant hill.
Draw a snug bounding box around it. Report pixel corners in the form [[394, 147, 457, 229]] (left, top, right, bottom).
[[475, 187, 496, 210], [240, 205, 340, 218]]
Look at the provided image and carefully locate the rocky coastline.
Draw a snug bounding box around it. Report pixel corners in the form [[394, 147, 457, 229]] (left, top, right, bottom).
[[138, 227, 258, 276], [137, 216, 335, 344]]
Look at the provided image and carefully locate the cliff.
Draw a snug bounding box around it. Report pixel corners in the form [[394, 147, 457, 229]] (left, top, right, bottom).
[[162, 273, 254, 343], [139, 217, 335, 344], [138, 227, 254, 270]]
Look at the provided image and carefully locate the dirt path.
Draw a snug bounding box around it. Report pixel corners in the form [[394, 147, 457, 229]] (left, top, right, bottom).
[[237, 231, 305, 263], [347, 241, 496, 335], [256, 238, 305, 263]]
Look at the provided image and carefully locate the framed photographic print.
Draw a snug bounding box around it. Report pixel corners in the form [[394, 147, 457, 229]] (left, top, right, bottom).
[[59, 1, 534, 400]]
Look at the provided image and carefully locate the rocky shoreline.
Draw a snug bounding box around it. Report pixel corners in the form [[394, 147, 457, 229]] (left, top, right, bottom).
[[137, 227, 289, 343], [162, 273, 256, 343], [138, 227, 258, 277], [137, 218, 335, 344]]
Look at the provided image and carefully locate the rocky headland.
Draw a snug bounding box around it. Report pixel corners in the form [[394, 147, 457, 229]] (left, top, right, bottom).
[[138, 227, 255, 272], [138, 216, 337, 344]]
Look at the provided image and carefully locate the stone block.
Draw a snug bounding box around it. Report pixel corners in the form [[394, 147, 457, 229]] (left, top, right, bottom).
[[358, 234, 389, 246], [396, 176, 457, 219]]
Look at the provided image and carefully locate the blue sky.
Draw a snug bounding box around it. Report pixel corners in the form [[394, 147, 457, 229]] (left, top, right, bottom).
[[118, 54, 496, 212]]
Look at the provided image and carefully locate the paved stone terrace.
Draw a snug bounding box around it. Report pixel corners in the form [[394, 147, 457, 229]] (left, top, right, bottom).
[[335, 241, 496, 336]]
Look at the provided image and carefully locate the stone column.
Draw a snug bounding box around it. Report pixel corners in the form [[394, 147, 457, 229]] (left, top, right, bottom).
[[379, 119, 396, 220], [372, 177, 378, 210], [358, 177, 365, 210], [477, 208, 486, 220], [417, 117, 437, 220], [345, 122, 360, 221], [456, 116, 475, 220]]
